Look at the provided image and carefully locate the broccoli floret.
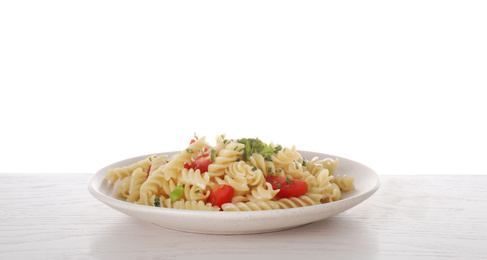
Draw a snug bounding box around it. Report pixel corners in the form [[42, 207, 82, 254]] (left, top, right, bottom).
[[237, 138, 281, 162]]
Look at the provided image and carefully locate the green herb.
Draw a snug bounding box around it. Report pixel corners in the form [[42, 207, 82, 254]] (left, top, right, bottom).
[[264, 155, 272, 161], [170, 184, 184, 202], [267, 167, 272, 172], [301, 158, 306, 166], [154, 197, 161, 207], [276, 169, 282, 172], [186, 148, 194, 154], [286, 177, 292, 184], [195, 190, 201, 194], [252, 166, 257, 171], [210, 149, 216, 163], [269, 172, 275, 177], [277, 183, 281, 188]]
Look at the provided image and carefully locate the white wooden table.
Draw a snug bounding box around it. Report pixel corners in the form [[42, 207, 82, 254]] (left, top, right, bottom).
[[1, 173, 486, 259]]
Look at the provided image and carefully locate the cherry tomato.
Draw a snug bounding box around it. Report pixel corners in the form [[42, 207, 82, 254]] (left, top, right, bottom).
[[189, 135, 199, 145], [207, 185, 234, 210], [184, 154, 213, 173], [266, 175, 308, 198]]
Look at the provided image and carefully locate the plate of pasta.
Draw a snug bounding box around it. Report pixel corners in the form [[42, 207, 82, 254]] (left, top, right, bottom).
[[88, 135, 380, 234]]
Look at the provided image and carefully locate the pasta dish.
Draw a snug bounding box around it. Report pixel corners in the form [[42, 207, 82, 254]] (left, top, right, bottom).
[[104, 134, 354, 211]]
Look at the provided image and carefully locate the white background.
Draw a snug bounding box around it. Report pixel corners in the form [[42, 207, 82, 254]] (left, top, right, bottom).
[[1, 0, 486, 175]]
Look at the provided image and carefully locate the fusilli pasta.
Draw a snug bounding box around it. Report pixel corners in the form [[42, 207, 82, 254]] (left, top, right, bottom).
[[105, 134, 354, 211]]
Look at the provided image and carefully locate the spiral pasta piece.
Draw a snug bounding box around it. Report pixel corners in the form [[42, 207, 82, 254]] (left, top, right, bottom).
[[105, 157, 152, 183], [306, 157, 327, 176], [162, 137, 210, 180], [159, 179, 181, 198], [248, 153, 276, 178], [247, 182, 279, 201], [227, 161, 265, 187], [159, 198, 219, 211], [213, 134, 229, 153], [320, 158, 339, 176], [148, 155, 169, 175], [183, 184, 210, 201], [207, 142, 245, 177], [138, 168, 167, 205], [215, 174, 249, 193], [332, 175, 355, 192], [138, 175, 180, 205], [180, 168, 211, 190], [276, 194, 322, 209], [114, 176, 131, 199], [127, 167, 147, 203], [221, 200, 281, 211], [322, 183, 341, 203], [300, 170, 318, 190], [231, 195, 250, 204], [307, 169, 333, 200], [271, 146, 301, 168], [284, 161, 305, 179]]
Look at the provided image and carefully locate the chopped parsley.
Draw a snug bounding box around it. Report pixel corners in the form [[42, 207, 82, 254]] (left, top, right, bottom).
[[285, 177, 292, 184], [154, 197, 161, 207]]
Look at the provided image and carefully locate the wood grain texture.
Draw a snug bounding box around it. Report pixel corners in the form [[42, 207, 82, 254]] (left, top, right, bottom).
[[0, 174, 486, 259]]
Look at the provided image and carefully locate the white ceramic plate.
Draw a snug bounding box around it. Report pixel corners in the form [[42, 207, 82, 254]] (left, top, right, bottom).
[[88, 151, 380, 234]]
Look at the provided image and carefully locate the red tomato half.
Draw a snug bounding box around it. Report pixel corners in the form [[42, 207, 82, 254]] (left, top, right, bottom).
[[184, 154, 213, 173], [189, 135, 199, 145], [207, 185, 234, 210], [266, 175, 308, 198]]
